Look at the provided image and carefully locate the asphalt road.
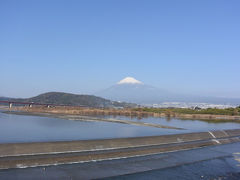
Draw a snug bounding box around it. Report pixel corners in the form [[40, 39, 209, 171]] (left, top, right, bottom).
[[0, 142, 240, 179]]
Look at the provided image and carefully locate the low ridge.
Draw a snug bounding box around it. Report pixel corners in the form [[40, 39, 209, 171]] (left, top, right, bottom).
[[0, 92, 136, 108]]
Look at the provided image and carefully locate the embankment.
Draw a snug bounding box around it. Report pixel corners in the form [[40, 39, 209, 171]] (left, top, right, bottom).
[[0, 129, 240, 169], [6, 106, 240, 122]]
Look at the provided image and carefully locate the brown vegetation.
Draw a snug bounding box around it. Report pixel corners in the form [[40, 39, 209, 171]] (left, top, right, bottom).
[[8, 106, 240, 122]]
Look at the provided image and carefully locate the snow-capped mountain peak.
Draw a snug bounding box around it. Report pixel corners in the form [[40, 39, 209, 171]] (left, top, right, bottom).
[[117, 77, 143, 85], [95, 77, 240, 104]]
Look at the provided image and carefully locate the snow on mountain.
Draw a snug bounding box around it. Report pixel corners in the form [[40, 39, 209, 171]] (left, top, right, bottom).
[[96, 77, 173, 103], [95, 77, 240, 105], [117, 77, 143, 85]]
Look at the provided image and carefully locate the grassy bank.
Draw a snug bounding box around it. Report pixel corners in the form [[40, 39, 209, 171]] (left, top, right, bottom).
[[4, 106, 240, 122], [134, 106, 240, 116]]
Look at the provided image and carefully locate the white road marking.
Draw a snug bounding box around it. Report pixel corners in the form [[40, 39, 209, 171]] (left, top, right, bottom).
[[208, 131, 216, 138], [221, 130, 229, 136], [0, 146, 207, 170], [2, 139, 209, 158], [212, 139, 221, 144]]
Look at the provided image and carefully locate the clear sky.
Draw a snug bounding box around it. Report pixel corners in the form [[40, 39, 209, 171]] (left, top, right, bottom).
[[1, 0, 240, 98]]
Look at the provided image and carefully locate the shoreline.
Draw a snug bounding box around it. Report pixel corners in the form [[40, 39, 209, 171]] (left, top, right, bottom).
[[2, 106, 240, 122], [3, 110, 184, 130]]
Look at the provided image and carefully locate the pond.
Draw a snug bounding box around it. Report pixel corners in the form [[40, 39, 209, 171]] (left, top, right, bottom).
[[0, 110, 239, 143]]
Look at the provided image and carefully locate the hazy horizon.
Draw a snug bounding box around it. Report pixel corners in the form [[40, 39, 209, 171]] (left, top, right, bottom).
[[1, 76, 240, 100], [1, 0, 240, 98]]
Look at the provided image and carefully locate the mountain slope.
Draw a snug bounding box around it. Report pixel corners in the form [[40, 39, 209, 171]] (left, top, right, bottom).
[[0, 92, 136, 108], [95, 77, 240, 105], [96, 83, 174, 103], [96, 77, 176, 103]]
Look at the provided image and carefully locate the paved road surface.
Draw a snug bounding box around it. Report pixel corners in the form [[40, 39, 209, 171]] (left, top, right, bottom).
[[0, 142, 240, 179]]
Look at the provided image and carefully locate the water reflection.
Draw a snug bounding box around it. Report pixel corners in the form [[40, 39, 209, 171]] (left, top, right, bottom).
[[0, 111, 240, 143], [233, 152, 240, 167]]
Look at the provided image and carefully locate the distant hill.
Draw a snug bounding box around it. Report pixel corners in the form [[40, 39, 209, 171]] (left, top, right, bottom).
[[0, 92, 137, 108], [0, 97, 10, 101]]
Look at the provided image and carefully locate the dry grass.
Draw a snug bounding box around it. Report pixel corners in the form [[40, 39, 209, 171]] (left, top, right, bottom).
[[8, 106, 240, 122]]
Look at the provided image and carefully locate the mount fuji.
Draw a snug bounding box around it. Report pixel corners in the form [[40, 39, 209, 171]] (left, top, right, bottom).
[[96, 77, 179, 104], [95, 77, 240, 105]]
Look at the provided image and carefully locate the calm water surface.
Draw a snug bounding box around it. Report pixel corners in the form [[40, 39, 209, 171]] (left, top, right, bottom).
[[0, 110, 240, 143]]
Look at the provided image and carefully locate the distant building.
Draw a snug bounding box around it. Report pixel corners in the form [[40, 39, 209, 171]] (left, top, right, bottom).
[[194, 106, 201, 110]]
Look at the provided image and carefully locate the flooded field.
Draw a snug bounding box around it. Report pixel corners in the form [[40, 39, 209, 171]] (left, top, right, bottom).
[[0, 110, 240, 143]]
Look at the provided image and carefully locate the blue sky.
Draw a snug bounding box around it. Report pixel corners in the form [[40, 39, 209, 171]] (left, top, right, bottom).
[[1, 0, 240, 98]]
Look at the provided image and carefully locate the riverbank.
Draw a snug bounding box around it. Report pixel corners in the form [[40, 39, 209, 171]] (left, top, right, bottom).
[[1, 142, 240, 179], [5, 106, 240, 122], [0, 129, 239, 170], [3, 111, 184, 130]]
